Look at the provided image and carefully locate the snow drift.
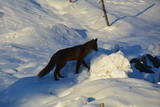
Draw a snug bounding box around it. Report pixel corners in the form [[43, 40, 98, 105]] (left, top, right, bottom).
[[90, 51, 132, 80]]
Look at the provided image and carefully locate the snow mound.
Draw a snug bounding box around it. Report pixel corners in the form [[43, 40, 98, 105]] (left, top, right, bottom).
[[148, 43, 160, 56], [0, 24, 84, 47], [46, 0, 69, 10], [51, 24, 85, 46], [90, 51, 132, 80], [55, 96, 88, 107]]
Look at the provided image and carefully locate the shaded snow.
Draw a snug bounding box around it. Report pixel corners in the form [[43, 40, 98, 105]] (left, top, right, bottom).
[[0, 76, 160, 107]]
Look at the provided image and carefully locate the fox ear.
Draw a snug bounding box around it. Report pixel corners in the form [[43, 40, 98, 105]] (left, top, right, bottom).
[[95, 38, 98, 42]]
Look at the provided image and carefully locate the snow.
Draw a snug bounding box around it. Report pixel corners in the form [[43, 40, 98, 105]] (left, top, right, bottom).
[[0, 0, 160, 107], [90, 51, 132, 80]]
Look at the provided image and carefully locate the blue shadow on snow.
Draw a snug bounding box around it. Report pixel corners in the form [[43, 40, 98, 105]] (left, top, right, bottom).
[[110, 4, 155, 26]]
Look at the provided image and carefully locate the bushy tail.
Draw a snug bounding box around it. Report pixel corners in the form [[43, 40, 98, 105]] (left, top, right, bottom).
[[38, 56, 55, 79]]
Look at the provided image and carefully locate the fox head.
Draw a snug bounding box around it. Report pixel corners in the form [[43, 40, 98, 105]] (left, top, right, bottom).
[[91, 38, 98, 51]]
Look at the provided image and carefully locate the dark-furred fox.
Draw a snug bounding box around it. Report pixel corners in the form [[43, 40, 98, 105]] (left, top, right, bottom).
[[37, 38, 98, 80]]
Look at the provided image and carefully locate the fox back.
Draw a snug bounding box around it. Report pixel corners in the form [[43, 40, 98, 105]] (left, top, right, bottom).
[[54, 38, 98, 62]]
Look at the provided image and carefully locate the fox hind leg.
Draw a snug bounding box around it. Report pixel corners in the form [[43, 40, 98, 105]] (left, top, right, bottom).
[[54, 61, 66, 80]]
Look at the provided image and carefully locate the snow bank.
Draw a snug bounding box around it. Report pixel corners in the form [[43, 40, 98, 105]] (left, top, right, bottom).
[[148, 43, 160, 56], [1, 77, 160, 107], [0, 24, 84, 48], [55, 78, 160, 107], [90, 51, 132, 80]]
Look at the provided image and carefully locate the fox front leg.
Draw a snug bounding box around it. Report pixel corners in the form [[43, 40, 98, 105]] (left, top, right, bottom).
[[82, 60, 90, 71], [76, 60, 82, 74]]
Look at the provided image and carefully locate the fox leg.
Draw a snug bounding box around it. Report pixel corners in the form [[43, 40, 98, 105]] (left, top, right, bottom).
[[54, 61, 66, 80], [82, 60, 90, 70], [76, 60, 82, 73]]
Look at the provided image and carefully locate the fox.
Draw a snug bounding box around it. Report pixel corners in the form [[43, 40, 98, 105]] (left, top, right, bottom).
[[37, 38, 98, 80]]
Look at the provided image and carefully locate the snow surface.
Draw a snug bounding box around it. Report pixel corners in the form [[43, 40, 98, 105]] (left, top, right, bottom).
[[0, 0, 160, 107]]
